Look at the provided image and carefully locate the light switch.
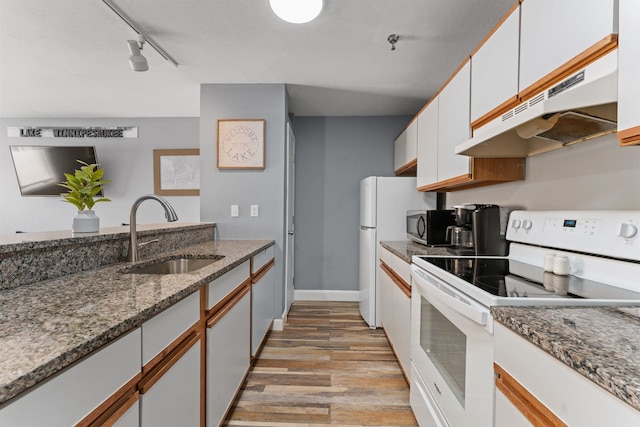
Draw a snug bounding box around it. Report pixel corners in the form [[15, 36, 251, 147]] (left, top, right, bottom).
[[231, 205, 239, 217], [251, 205, 259, 217]]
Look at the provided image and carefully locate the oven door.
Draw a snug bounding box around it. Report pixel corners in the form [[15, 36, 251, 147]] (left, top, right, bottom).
[[410, 264, 495, 427]]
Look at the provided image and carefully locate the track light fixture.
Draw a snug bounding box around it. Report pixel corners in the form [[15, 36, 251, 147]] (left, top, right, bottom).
[[102, 0, 179, 70], [127, 37, 149, 72]]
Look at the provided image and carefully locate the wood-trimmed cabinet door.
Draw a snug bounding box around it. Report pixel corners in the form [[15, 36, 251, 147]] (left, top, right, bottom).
[[251, 245, 276, 358], [416, 97, 439, 189], [437, 60, 472, 183], [0, 329, 141, 427], [617, 0, 640, 146], [519, 0, 618, 97], [139, 292, 201, 427], [205, 261, 252, 427], [394, 120, 418, 176], [470, 2, 520, 128], [207, 287, 251, 427]]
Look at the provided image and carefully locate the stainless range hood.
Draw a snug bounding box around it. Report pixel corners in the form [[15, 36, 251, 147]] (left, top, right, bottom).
[[456, 50, 618, 158]]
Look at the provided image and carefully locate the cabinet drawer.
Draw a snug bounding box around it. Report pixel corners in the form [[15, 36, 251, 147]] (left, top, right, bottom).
[[142, 292, 199, 365], [393, 258, 412, 286], [252, 246, 275, 274], [0, 329, 141, 427], [207, 260, 250, 310]]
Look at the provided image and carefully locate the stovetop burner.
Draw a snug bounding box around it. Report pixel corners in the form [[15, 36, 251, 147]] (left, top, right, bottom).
[[418, 256, 640, 300]]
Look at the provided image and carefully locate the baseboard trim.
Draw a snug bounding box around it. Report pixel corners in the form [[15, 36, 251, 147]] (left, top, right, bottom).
[[272, 318, 284, 331], [293, 289, 360, 302]]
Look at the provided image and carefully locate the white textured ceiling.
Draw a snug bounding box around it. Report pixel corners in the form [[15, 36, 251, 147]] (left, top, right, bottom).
[[0, 0, 514, 118]]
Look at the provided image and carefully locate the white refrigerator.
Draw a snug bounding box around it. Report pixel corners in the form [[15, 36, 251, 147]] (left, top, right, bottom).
[[359, 176, 437, 328]]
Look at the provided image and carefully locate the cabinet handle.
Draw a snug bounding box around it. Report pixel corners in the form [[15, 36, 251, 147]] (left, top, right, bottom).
[[494, 363, 567, 427], [207, 282, 251, 329], [138, 328, 200, 394]]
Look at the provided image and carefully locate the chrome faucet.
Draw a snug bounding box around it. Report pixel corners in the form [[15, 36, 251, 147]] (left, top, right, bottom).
[[126, 195, 178, 262]]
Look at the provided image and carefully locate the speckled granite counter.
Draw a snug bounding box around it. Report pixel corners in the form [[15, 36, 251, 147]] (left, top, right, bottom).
[[492, 306, 640, 412], [0, 238, 273, 405], [380, 240, 451, 263]]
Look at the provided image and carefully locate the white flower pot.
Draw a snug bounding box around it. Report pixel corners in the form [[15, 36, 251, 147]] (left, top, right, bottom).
[[72, 210, 100, 233]]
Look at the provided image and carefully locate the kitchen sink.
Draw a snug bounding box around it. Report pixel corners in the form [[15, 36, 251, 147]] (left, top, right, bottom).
[[122, 255, 224, 274]]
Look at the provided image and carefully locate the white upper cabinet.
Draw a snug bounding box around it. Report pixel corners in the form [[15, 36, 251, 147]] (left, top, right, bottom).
[[416, 98, 438, 189], [437, 61, 471, 183], [519, 0, 617, 94], [394, 119, 418, 175], [470, 4, 520, 125], [617, 0, 640, 146]]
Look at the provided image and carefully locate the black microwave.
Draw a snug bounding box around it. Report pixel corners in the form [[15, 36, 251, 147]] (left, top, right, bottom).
[[406, 210, 455, 246]]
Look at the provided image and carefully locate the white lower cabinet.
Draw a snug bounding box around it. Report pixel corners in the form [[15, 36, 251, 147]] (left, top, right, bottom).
[[207, 291, 251, 427], [0, 328, 141, 427], [251, 262, 275, 356], [378, 245, 411, 379], [139, 291, 201, 427], [140, 341, 200, 427], [494, 322, 640, 427]]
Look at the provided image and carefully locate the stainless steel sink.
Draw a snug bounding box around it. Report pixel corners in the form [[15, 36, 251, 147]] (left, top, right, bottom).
[[123, 256, 224, 274]]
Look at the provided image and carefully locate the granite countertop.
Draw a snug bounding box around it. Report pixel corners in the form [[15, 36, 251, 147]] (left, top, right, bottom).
[[0, 239, 273, 405], [492, 306, 640, 411], [380, 240, 451, 263]]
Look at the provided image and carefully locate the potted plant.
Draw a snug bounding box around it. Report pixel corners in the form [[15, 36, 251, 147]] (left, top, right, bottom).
[[58, 160, 111, 233]]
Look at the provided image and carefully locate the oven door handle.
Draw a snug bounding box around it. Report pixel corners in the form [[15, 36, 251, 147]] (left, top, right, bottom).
[[411, 265, 491, 330]]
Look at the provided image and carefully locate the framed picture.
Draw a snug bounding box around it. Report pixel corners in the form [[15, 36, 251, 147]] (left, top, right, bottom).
[[217, 119, 265, 169], [153, 149, 200, 196]]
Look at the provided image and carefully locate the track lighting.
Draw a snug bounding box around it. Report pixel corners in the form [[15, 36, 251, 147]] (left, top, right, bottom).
[[102, 0, 178, 69], [127, 37, 149, 72]]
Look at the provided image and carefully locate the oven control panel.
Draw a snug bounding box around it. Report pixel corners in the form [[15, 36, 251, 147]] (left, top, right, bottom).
[[507, 210, 640, 261]]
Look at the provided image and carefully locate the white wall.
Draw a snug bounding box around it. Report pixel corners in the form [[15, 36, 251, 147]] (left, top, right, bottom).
[[447, 134, 640, 209], [0, 118, 200, 235]]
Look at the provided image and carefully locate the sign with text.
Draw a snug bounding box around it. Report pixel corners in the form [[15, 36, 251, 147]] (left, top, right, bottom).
[[7, 126, 138, 138]]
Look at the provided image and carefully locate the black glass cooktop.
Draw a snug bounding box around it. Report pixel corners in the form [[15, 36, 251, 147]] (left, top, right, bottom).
[[418, 256, 640, 300]]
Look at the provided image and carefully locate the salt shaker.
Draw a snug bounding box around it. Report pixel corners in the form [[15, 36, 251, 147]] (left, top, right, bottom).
[[543, 253, 556, 272], [553, 255, 570, 276]]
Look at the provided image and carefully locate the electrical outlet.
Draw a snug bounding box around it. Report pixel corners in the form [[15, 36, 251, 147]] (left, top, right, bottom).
[[231, 205, 239, 217], [251, 205, 259, 217]]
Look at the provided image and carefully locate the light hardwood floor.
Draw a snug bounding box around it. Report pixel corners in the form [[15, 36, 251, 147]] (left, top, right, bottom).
[[223, 301, 418, 427]]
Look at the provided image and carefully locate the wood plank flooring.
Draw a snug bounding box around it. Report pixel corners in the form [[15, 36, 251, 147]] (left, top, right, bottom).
[[223, 301, 418, 427]]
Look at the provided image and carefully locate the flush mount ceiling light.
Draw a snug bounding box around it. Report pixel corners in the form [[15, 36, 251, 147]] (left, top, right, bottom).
[[269, 0, 323, 24], [127, 37, 149, 72], [102, 0, 178, 70]]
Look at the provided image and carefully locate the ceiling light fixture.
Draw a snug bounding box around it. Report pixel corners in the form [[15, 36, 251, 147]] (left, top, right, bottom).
[[269, 0, 323, 24], [102, 0, 179, 69], [127, 37, 149, 72], [388, 34, 399, 51]]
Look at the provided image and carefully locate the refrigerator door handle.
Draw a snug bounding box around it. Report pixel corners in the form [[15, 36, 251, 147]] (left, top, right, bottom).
[[360, 225, 375, 230]]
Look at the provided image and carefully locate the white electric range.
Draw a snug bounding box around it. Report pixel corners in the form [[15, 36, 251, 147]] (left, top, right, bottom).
[[409, 210, 640, 427]]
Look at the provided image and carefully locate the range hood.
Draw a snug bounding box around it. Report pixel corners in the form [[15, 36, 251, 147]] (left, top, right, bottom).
[[456, 50, 618, 158]]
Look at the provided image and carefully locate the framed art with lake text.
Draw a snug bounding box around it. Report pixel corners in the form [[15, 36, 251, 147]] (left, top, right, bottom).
[[217, 119, 265, 169], [153, 149, 200, 196]]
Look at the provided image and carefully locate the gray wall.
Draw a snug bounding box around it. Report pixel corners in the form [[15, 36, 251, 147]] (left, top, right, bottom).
[[199, 84, 287, 315], [293, 116, 411, 291], [448, 133, 640, 210], [0, 118, 200, 235]]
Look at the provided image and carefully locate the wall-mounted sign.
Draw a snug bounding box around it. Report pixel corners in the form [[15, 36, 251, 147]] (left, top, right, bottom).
[[7, 126, 138, 138]]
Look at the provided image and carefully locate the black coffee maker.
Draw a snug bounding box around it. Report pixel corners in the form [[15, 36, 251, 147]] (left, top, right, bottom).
[[472, 204, 509, 256], [447, 204, 510, 256]]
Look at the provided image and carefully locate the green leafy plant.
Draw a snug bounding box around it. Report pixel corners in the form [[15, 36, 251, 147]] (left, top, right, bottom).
[[58, 160, 111, 211]]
